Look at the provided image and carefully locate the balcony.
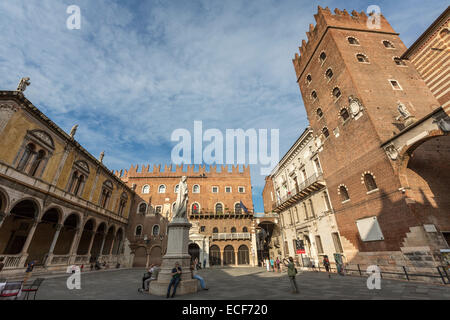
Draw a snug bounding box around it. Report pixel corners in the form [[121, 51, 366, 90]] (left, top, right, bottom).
[[272, 172, 325, 213], [212, 232, 251, 241], [189, 210, 253, 219]]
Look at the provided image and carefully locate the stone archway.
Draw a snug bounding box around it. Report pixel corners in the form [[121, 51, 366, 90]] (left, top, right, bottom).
[[133, 246, 147, 268], [112, 228, 124, 255], [223, 245, 235, 266], [26, 208, 61, 265], [188, 243, 200, 263], [209, 245, 221, 266], [0, 199, 39, 255], [77, 219, 96, 255], [149, 246, 162, 266], [53, 213, 79, 256], [102, 226, 115, 255], [238, 245, 250, 265], [90, 222, 106, 262]]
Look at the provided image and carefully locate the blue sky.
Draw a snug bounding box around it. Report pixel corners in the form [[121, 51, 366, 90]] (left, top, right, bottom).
[[0, 0, 448, 212]]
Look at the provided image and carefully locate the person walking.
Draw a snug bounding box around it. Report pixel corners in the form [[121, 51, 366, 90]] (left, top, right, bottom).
[[283, 257, 298, 293], [323, 255, 331, 278], [276, 257, 281, 273], [167, 262, 182, 298], [203, 258, 207, 269], [24, 260, 35, 284], [270, 258, 274, 272], [265, 258, 270, 272]]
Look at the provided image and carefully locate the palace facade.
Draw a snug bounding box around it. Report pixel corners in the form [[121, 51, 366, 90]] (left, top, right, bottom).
[[0, 90, 134, 276], [117, 164, 258, 267]]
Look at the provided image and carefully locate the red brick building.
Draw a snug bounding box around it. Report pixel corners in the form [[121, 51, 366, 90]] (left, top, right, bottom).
[[117, 164, 257, 267], [292, 7, 450, 270]]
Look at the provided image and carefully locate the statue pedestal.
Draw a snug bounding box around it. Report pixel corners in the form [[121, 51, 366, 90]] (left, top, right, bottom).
[[149, 218, 198, 296]]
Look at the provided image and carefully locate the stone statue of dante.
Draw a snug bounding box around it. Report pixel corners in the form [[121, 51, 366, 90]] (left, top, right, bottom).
[[173, 176, 188, 219], [17, 77, 31, 92]]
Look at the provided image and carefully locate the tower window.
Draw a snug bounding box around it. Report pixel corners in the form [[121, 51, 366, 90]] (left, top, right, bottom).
[[311, 91, 317, 100], [322, 127, 330, 139], [356, 54, 369, 63], [339, 186, 350, 202], [306, 74, 312, 85], [348, 37, 359, 45], [364, 173, 378, 191], [389, 80, 402, 90], [394, 57, 406, 66], [325, 68, 333, 80], [332, 87, 341, 99], [316, 108, 323, 119], [319, 52, 327, 63], [340, 108, 350, 122], [383, 40, 395, 48]]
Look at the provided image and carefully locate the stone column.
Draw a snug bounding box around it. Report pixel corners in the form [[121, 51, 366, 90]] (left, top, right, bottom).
[[86, 231, 96, 255], [88, 168, 101, 202], [109, 236, 116, 256], [99, 232, 107, 256], [45, 224, 63, 266], [68, 228, 83, 264], [19, 220, 39, 266], [234, 250, 239, 266]]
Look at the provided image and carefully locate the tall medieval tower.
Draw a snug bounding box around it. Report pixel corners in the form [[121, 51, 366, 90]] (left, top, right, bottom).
[[292, 7, 450, 268]]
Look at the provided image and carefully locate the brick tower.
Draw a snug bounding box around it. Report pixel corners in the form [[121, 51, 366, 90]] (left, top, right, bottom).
[[292, 7, 450, 269]]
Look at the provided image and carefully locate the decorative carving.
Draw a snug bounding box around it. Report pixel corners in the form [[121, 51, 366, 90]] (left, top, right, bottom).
[[385, 144, 399, 161], [173, 176, 188, 219], [348, 96, 364, 118], [0, 103, 18, 112], [17, 77, 31, 92], [75, 160, 90, 173], [30, 129, 55, 149], [396, 103, 416, 126], [70, 124, 78, 138]]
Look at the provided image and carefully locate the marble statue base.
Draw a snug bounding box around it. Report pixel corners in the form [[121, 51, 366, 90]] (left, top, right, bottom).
[[149, 218, 198, 296]]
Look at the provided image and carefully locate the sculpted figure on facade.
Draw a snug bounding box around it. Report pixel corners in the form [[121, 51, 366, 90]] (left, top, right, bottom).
[[17, 77, 31, 92]]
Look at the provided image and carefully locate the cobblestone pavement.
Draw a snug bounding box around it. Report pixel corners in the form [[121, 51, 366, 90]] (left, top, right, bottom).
[[28, 267, 450, 300]]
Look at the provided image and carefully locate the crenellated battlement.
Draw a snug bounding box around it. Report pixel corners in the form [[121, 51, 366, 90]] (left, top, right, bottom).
[[114, 163, 251, 179], [292, 6, 396, 80]]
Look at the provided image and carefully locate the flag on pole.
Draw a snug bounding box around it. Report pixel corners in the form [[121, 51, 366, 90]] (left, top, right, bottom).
[[240, 201, 249, 214]]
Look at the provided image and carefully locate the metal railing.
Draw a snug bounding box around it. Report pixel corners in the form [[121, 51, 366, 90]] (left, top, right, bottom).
[[212, 233, 251, 241], [0, 255, 22, 269], [273, 172, 324, 209], [298, 262, 450, 285]]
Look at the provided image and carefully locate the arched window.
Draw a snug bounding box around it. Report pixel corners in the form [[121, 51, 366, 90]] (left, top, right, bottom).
[[215, 203, 223, 214], [192, 184, 200, 193], [191, 203, 200, 214], [135, 225, 143, 236], [322, 127, 330, 138], [319, 52, 327, 63], [356, 54, 369, 63], [311, 91, 317, 100], [118, 192, 128, 216], [174, 184, 179, 193], [99, 180, 113, 209], [340, 108, 350, 122], [158, 185, 166, 193], [440, 28, 450, 39], [316, 108, 323, 118], [348, 37, 359, 45], [339, 186, 350, 202], [394, 57, 406, 66], [29, 149, 46, 177], [306, 74, 312, 84], [138, 203, 147, 214], [364, 173, 378, 191], [325, 68, 333, 80], [332, 87, 341, 99], [212, 227, 219, 233], [234, 203, 241, 214], [142, 185, 150, 194], [17, 143, 35, 172], [231, 227, 236, 233], [383, 40, 395, 48], [243, 227, 248, 232], [152, 225, 160, 236]]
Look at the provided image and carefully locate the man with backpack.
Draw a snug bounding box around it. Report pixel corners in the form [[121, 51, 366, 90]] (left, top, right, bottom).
[[283, 257, 298, 294]]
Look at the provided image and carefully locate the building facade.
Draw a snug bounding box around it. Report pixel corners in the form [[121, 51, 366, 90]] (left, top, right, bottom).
[[0, 89, 134, 276], [402, 7, 450, 108], [291, 7, 450, 270], [117, 164, 258, 267], [263, 127, 343, 267]]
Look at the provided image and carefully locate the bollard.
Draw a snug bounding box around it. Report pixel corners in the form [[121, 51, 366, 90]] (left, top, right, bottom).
[[357, 264, 362, 276], [403, 266, 409, 281]]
